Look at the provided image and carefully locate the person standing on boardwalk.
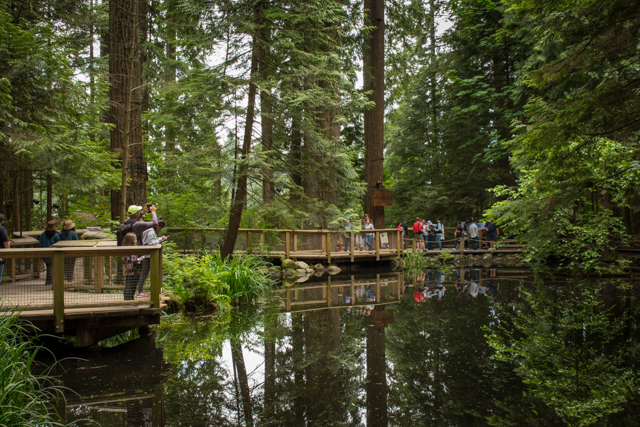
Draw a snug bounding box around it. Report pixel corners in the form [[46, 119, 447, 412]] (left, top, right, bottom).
[[122, 232, 143, 300], [484, 220, 499, 250], [364, 217, 374, 251], [135, 218, 167, 299], [343, 218, 352, 252], [356, 219, 365, 250], [401, 218, 409, 249], [468, 219, 479, 251], [435, 218, 444, 250], [39, 221, 60, 286], [0, 214, 9, 284], [59, 220, 79, 282], [117, 205, 159, 246], [412, 217, 424, 251]]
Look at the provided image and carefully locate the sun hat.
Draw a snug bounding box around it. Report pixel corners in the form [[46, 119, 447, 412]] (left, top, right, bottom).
[[127, 205, 142, 215], [63, 220, 76, 230], [45, 221, 57, 231]]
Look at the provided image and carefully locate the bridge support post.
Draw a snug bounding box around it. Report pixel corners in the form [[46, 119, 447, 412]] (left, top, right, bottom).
[[247, 231, 252, 255], [150, 248, 161, 308], [53, 251, 65, 333], [285, 232, 290, 258], [327, 233, 331, 263]]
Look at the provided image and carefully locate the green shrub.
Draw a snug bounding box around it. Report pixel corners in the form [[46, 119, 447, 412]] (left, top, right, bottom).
[[0, 313, 64, 426], [162, 244, 277, 309]]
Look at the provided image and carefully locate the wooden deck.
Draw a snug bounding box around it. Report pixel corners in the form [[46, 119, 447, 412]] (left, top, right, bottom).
[[0, 245, 164, 347]]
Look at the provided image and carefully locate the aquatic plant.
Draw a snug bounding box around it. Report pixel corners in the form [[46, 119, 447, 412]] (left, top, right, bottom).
[[0, 313, 65, 426], [162, 244, 277, 309]]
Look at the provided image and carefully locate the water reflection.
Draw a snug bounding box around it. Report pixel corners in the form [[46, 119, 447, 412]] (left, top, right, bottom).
[[50, 269, 640, 426]]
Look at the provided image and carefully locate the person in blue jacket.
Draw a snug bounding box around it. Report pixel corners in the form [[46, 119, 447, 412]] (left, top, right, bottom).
[[60, 220, 79, 282], [39, 221, 60, 286]]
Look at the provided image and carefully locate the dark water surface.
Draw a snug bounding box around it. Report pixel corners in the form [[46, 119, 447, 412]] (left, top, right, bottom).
[[49, 269, 640, 426]]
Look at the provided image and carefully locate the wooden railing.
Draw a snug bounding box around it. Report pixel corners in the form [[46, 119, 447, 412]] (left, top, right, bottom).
[[0, 246, 163, 333], [167, 228, 405, 261]]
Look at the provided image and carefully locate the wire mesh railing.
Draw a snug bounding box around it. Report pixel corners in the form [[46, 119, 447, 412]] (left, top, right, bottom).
[[0, 246, 162, 333]]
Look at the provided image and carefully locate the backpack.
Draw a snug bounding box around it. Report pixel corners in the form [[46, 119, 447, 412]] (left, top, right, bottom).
[[116, 218, 138, 246], [412, 221, 423, 233]]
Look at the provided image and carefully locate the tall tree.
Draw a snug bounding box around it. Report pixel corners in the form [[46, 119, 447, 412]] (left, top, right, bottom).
[[363, 0, 385, 229]]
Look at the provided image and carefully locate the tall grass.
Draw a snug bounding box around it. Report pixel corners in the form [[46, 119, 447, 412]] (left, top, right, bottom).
[[162, 244, 278, 309], [0, 313, 65, 426], [204, 252, 278, 303]]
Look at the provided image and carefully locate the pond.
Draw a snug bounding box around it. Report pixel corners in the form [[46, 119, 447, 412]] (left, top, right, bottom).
[[46, 268, 640, 426]]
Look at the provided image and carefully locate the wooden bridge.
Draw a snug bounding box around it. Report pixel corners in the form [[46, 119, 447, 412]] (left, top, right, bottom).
[[0, 244, 164, 347], [166, 227, 525, 263]]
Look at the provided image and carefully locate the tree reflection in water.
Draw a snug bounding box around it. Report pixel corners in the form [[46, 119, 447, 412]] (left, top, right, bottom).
[[152, 271, 640, 426]]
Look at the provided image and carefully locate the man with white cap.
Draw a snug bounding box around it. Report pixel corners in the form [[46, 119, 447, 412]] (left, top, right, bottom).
[[0, 214, 9, 284], [116, 204, 159, 246]]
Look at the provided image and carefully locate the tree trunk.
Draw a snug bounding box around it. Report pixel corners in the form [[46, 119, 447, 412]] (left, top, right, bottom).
[[363, 0, 385, 228], [258, 16, 273, 206], [109, 0, 144, 221], [46, 172, 53, 222], [220, 29, 259, 258]]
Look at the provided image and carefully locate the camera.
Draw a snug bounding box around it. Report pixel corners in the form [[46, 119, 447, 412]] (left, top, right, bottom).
[[146, 203, 152, 209]]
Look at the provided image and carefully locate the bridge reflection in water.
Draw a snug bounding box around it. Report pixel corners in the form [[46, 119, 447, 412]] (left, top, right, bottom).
[[46, 269, 640, 427]]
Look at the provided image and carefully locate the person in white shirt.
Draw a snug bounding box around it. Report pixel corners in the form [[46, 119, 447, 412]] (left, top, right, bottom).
[[135, 218, 167, 298], [468, 219, 479, 251]]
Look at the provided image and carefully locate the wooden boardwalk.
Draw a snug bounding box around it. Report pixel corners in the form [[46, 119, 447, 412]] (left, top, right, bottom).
[[0, 245, 164, 347]]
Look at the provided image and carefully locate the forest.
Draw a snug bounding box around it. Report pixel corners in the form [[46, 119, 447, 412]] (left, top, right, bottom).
[[1, 0, 639, 266]]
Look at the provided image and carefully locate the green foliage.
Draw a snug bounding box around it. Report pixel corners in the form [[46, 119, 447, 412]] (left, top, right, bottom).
[[486, 281, 637, 426], [162, 244, 277, 309], [0, 313, 65, 426]]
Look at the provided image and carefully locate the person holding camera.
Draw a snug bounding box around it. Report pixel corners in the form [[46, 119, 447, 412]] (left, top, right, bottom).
[[116, 204, 159, 246], [135, 218, 168, 298]]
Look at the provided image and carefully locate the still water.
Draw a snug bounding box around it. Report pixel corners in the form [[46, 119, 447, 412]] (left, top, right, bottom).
[[48, 269, 640, 426]]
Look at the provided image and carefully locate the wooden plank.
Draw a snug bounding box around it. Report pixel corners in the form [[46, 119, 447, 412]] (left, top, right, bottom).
[[260, 233, 265, 251], [293, 232, 298, 252], [52, 251, 65, 333], [247, 231, 253, 255], [396, 230, 401, 259], [375, 231, 380, 261], [53, 241, 99, 247], [327, 233, 331, 263]]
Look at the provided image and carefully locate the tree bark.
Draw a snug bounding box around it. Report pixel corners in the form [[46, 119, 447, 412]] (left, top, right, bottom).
[[363, 0, 385, 229], [220, 27, 259, 258], [109, 0, 144, 221], [366, 307, 388, 427], [258, 15, 273, 206], [46, 171, 52, 222]]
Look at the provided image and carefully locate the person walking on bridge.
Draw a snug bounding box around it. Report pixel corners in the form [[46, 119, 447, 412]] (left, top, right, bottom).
[[435, 218, 444, 250]]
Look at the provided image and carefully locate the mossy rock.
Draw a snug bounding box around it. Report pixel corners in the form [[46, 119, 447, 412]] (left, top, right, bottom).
[[296, 260, 310, 269], [282, 259, 298, 270]]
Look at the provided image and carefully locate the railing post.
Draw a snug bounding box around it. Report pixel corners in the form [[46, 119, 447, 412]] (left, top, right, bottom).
[[350, 231, 355, 262], [326, 233, 331, 263], [150, 247, 161, 308], [293, 232, 298, 253], [247, 231, 252, 255], [351, 275, 355, 302], [396, 229, 401, 259], [459, 236, 465, 254], [397, 272, 402, 300], [375, 231, 380, 261], [260, 232, 265, 253], [52, 251, 65, 333], [412, 235, 416, 253], [327, 276, 332, 306], [285, 232, 290, 258], [376, 273, 381, 302], [94, 255, 104, 293]]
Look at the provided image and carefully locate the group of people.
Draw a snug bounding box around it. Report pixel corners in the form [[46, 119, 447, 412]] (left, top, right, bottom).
[[118, 204, 167, 300], [0, 204, 167, 301], [395, 217, 500, 251], [341, 215, 375, 251]]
